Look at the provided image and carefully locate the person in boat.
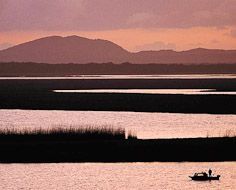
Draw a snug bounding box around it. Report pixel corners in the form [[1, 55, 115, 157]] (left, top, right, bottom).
[[208, 169, 212, 177]]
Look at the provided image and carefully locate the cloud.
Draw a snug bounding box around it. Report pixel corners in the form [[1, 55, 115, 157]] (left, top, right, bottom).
[[0, 0, 236, 32], [126, 12, 156, 27], [134, 41, 176, 51], [0, 0, 85, 31], [230, 29, 236, 38], [0, 42, 14, 50], [211, 40, 219, 44]]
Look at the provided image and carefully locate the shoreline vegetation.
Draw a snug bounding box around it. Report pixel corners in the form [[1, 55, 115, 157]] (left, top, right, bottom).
[[0, 127, 130, 141], [0, 62, 236, 77], [0, 127, 235, 163]]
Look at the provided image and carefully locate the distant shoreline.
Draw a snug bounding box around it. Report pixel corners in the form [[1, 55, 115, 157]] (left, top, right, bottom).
[[0, 137, 235, 163], [1, 62, 236, 76]]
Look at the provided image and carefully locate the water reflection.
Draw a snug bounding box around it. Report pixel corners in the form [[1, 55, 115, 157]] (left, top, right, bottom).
[[0, 162, 235, 190], [54, 89, 236, 95], [1, 74, 236, 79], [0, 110, 235, 139]]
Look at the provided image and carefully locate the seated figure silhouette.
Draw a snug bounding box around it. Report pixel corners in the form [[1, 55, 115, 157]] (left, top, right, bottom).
[[208, 169, 212, 177]]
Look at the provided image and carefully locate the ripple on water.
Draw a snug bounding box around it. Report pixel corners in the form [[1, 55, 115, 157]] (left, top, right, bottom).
[[0, 162, 235, 190]]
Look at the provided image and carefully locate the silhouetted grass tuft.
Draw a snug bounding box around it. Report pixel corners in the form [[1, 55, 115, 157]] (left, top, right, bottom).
[[127, 130, 137, 140], [0, 126, 128, 141], [223, 129, 236, 137]]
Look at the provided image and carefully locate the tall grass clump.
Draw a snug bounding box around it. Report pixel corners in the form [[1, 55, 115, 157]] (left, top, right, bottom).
[[127, 130, 137, 140], [223, 129, 236, 137], [0, 125, 128, 141]]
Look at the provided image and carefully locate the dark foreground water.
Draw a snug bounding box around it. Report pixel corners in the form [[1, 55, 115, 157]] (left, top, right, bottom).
[[0, 162, 235, 190]]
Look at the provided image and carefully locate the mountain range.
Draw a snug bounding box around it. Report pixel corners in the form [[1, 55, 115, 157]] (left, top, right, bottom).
[[0, 35, 236, 64]]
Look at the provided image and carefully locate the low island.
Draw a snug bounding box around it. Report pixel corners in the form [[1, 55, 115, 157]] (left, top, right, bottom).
[[0, 127, 235, 163]]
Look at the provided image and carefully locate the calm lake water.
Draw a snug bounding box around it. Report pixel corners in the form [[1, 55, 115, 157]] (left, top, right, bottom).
[[54, 89, 236, 95], [0, 162, 235, 190], [0, 75, 235, 189], [1, 74, 236, 79], [0, 109, 235, 139]]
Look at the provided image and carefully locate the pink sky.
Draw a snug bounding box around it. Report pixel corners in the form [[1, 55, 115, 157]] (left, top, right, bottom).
[[0, 0, 236, 51]]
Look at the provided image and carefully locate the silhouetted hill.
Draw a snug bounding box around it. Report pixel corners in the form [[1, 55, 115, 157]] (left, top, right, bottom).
[[0, 36, 236, 64], [0, 36, 130, 64], [132, 48, 236, 64]]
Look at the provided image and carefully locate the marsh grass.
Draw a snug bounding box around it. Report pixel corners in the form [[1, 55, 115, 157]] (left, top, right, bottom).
[[223, 129, 236, 137], [206, 129, 236, 138], [0, 126, 235, 162], [127, 130, 137, 140], [0, 126, 129, 141]]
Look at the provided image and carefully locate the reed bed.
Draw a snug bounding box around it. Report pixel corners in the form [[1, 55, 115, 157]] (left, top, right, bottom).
[[223, 129, 236, 137], [206, 129, 236, 138], [0, 126, 128, 141], [127, 130, 137, 139]]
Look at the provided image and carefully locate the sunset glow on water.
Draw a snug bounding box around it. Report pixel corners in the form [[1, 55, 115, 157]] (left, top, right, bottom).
[[1, 74, 236, 79], [54, 89, 236, 95], [0, 109, 235, 139], [0, 162, 235, 190]]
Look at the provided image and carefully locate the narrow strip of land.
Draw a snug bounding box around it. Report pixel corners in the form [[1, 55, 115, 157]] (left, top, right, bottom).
[[0, 79, 236, 114], [0, 137, 235, 163], [1, 63, 236, 76]]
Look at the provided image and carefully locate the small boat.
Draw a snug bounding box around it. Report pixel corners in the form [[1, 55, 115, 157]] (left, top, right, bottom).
[[189, 172, 220, 181]]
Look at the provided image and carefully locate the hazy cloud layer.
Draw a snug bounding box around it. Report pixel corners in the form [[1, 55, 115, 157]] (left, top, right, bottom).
[[230, 29, 236, 38], [0, 0, 236, 31], [135, 41, 176, 51]]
